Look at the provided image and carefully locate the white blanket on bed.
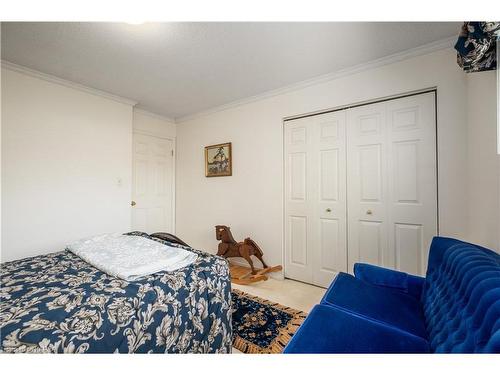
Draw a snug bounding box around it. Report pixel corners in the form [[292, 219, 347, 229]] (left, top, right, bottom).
[[67, 233, 197, 281]]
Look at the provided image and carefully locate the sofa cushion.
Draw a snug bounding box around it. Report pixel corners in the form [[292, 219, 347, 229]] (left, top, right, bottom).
[[321, 272, 427, 339], [354, 263, 425, 299], [422, 237, 500, 353], [283, 304, 430, 353]]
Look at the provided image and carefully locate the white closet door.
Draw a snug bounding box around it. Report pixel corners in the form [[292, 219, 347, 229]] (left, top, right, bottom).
[[346, 102, 388, 273], [313, 111, 348, 286], [347, 92, 437, 275], [386, 93, 437, 274], [285, 117, 314, 283], [284, 112, 347, 287]]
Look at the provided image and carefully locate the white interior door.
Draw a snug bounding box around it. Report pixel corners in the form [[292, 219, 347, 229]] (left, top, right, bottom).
[[132, 132, 175, 234], [284, 111, 347, 287], [347, 92, 437, 275]]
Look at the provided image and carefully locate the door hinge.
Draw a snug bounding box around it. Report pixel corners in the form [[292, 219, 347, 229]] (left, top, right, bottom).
[[171, 149, 174, 156]]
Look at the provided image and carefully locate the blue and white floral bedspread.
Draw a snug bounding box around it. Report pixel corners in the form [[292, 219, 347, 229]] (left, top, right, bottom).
[[0, 232, 232, 353]]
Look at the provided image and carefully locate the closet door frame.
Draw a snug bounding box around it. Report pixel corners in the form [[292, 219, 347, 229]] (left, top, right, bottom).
[[282, 88, 439, 284]]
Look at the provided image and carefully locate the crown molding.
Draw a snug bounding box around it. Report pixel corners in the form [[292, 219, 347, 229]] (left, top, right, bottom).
[[176, 36, 456, 123], [133, 107, 176, 124], [2, 35, 457, 123], [1, 60, 138, 106]]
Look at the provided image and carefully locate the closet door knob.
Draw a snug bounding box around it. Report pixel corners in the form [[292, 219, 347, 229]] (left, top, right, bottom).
[[366, 209, 373, 215], [326, 208, 332, 213], [131, 201, 136, 207]]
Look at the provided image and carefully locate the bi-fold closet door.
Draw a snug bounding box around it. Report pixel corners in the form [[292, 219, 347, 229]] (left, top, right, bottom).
[[284, 92, 437, 288], [284, 111, 348, 287]]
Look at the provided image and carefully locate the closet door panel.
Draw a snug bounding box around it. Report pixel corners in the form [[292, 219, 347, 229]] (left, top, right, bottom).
[[320, 149, 339, 201], [359, 144, 382, 202], [289, 152, 307, 201], [358, 220, 383, 265], [393, 140, 419, 203], [386, 92, 437, 274], [347, 103, 388, 273], [285, 111, 348, 287], [347, 92, 437, 275], [394, 223, 424, 275], [319, 218, 340, 271], [284, 117, 314, 283], [314, 111, 347, 287], [289, 215, 308, 266]]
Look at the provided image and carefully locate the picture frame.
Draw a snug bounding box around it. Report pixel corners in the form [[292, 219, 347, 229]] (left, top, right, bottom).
[[205, 142, 232, 177]]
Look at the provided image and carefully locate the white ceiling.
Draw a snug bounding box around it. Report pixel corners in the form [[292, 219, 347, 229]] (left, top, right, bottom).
[[1, 22, 460, 119]]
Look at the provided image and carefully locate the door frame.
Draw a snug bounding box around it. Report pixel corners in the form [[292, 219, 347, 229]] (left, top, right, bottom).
[[282, 87, 439, 282], [132, 129, 177, 234]]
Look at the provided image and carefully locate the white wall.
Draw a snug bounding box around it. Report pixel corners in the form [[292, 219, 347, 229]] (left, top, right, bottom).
[[176, 48, 471, 274], [1, 67, 133, 262], [465, 70, 500, 251]]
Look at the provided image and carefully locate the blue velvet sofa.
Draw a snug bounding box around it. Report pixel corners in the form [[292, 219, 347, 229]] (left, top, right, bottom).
[[284, 237, 500, 353]]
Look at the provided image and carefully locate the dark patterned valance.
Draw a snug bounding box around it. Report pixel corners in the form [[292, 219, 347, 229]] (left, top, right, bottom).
[[455, 22, 500, 72]]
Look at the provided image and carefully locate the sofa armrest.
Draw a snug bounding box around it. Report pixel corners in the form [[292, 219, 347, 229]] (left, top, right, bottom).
[[353, 263, 424, 299]]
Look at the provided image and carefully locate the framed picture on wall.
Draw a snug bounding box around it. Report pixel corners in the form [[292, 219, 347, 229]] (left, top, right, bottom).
[[205, 142, 232, 177]]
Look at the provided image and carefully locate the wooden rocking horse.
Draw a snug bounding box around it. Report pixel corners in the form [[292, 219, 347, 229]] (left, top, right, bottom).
[[215, 225, 282, 285]]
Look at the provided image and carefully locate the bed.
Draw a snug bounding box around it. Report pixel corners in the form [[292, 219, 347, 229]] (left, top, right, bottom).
[[0, 232, 232, 353]]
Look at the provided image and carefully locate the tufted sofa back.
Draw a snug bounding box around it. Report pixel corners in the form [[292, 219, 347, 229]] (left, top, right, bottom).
[[421, 237, 500, 353]]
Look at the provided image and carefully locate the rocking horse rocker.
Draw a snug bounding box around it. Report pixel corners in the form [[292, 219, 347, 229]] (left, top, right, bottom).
[[215, 225, 282, 285]]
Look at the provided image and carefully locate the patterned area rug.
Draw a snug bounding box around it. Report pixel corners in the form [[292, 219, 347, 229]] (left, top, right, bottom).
[[231, 289, 307, 353]]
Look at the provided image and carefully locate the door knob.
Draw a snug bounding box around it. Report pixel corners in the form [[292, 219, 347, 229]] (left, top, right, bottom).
[[366, 209, 373, 215], [326, 208, 332, 213], [131, 201, 136, 207]]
